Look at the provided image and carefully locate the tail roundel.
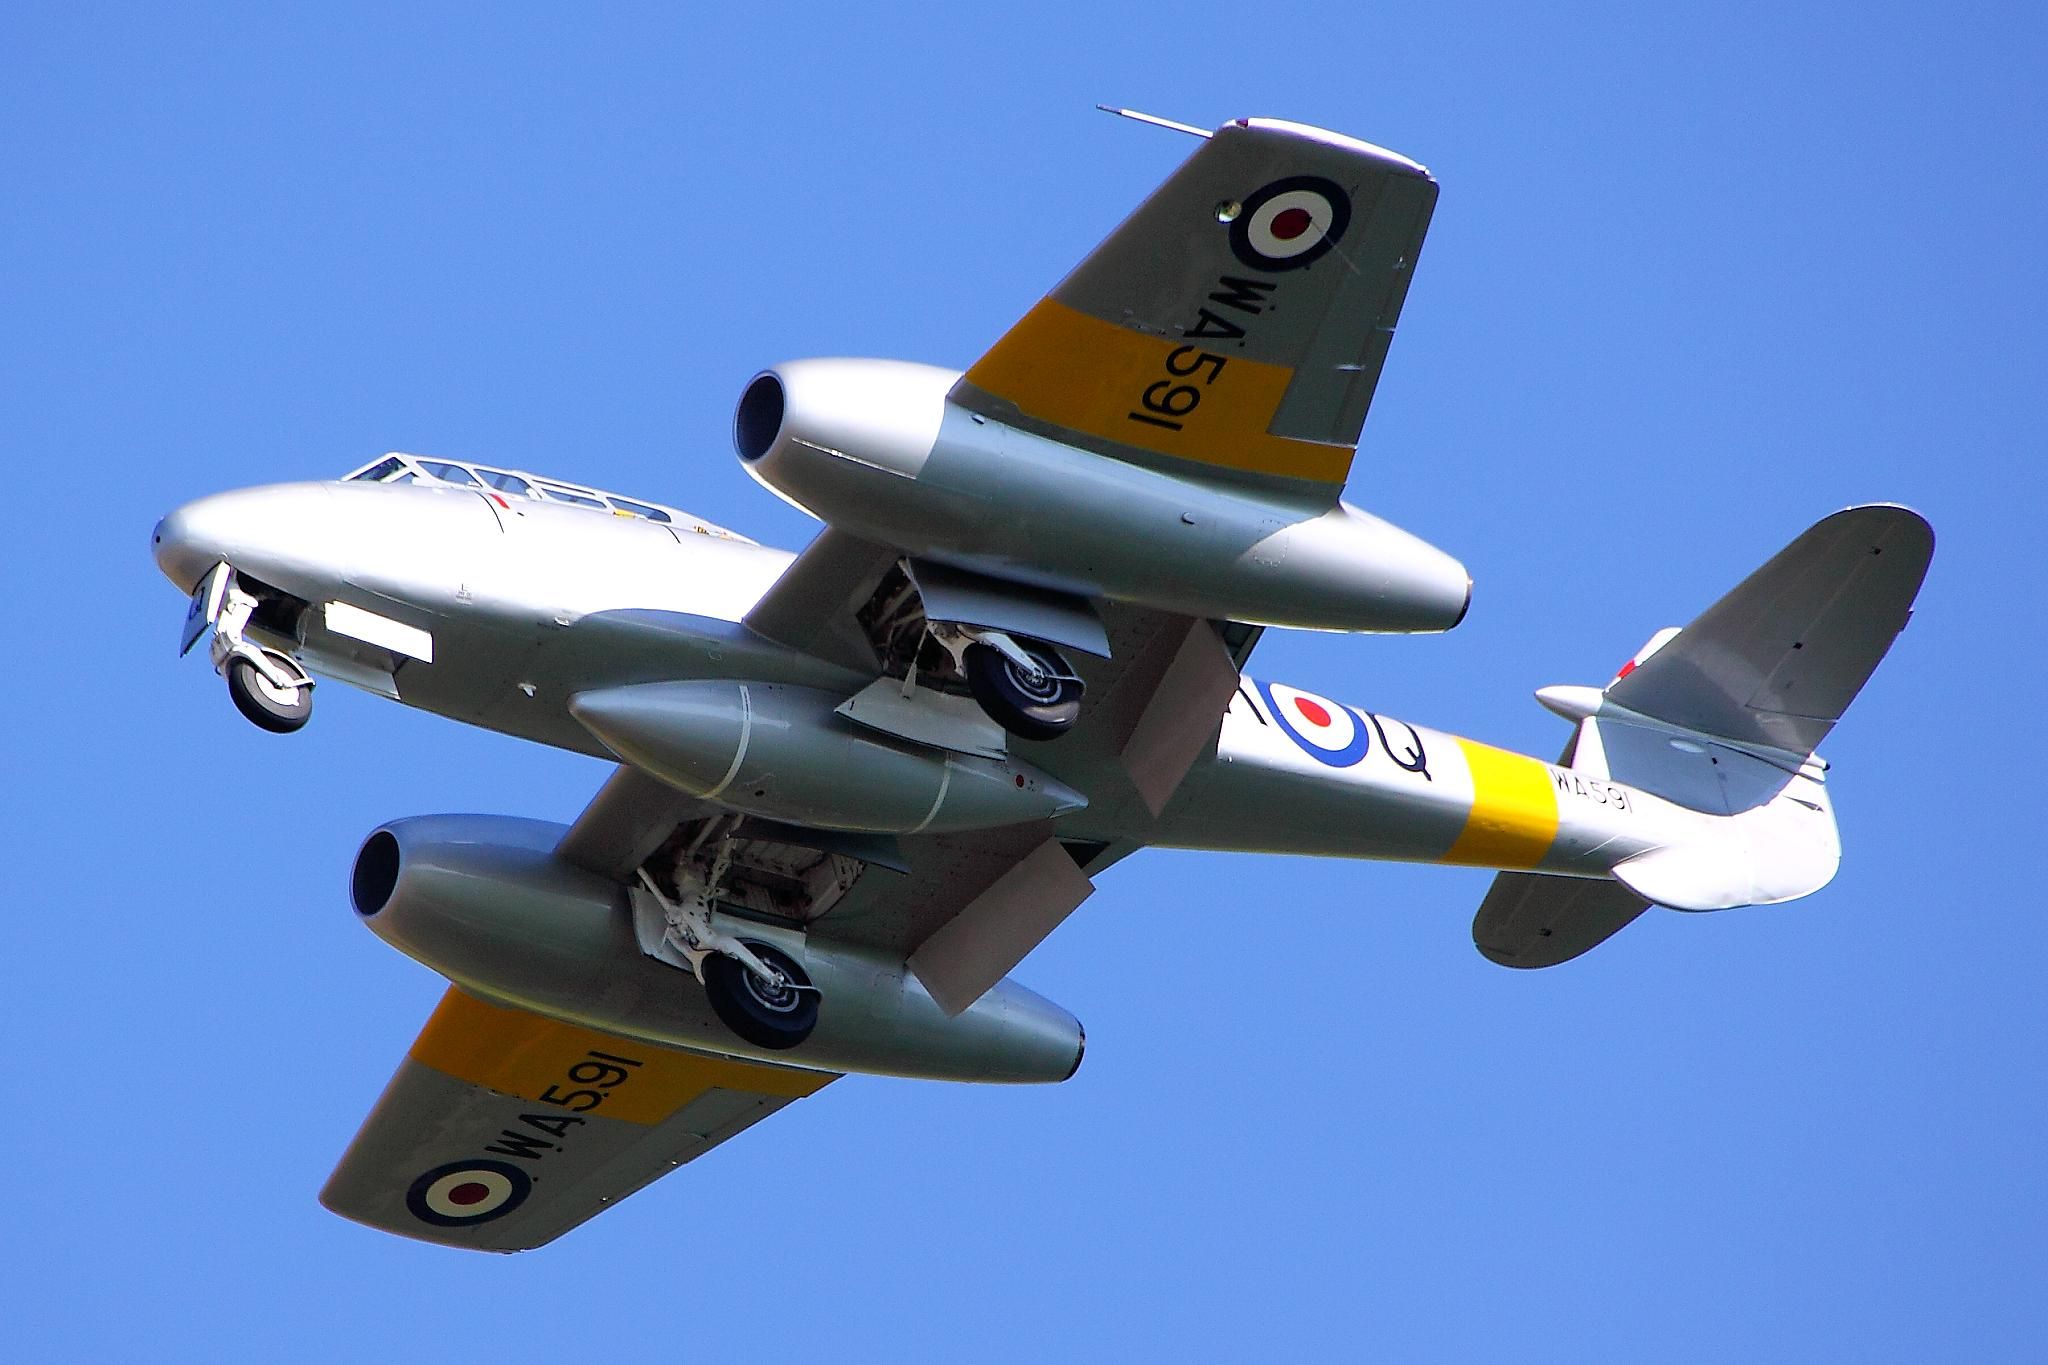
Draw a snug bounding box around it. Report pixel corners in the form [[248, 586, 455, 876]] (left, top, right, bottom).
[[1474, 505, 1934, 967]]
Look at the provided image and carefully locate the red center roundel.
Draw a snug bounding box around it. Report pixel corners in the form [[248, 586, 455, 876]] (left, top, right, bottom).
[[1229, 176, 1351, 273], [1257, 680, 1371, 767], [1270, 207, 1313, 241], [407, 1160, 532, 1227]]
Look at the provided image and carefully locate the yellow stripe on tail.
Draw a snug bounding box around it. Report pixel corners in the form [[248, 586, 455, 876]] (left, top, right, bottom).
[[1442, 739, 1560, 869]]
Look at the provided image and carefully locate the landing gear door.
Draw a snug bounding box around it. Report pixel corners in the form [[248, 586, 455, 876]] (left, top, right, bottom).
[[180, 562, 231, 657]]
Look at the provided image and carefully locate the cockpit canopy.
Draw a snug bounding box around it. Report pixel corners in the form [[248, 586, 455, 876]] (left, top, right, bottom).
[[343, 453, 752, 543]]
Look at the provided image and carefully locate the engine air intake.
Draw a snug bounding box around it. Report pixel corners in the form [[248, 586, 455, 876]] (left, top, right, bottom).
[[352, 830, 401, 917], [733, 373, 785, 463]]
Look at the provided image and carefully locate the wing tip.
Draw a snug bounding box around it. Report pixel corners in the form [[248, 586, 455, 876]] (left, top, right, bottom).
[[1233, 117, 1434, 179]]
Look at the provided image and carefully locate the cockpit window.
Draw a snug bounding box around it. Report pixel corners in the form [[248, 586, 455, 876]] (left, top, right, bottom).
[[537, 481, 607, 509], [417, 460, 482, 487], [349, 456, 411, 483], [606, 496, 673, 523], [475, 468, 535, 496], [336, 451, 753, 543]]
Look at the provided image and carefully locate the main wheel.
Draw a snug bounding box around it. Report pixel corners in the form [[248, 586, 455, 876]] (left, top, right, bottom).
[[227, 656, 312, 734], [964, 640, 1083, 741], [703, 942, 818, 1051]]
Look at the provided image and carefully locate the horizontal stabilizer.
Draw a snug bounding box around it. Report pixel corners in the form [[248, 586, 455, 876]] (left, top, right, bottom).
[[1473, 871, 1652, 969], [1605, 505, 1932, 756]]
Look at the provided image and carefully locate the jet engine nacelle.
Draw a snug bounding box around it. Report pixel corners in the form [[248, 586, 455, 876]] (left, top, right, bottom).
[[350, 814, 1085, 1084], [734, 357, 1472, 634]]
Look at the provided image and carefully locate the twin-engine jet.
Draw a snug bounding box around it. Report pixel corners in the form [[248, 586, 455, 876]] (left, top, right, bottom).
[[152, 117, 1932, 1252]]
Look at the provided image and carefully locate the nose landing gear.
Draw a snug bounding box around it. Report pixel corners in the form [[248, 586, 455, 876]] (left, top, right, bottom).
[[226, 654, 313, 733], [185, 563, 315, 734]]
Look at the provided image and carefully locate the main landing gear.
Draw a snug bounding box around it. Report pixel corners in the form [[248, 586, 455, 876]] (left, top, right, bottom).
[[190, 566, 314, 734], [855, 565, 1088, 743], [961, 633, 1085, 741], [932, 626, 1085, 742], [633, 844, 819, 1051]]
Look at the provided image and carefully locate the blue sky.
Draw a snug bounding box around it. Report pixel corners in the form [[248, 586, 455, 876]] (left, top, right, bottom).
[[5, 3, 2042, 1360]]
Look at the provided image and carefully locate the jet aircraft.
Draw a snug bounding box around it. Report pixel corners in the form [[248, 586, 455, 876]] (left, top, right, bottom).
[[152, 117, 1933, 1251]]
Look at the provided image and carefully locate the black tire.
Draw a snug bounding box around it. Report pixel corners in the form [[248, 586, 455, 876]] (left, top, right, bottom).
[[963, 640, 1083, 741], [227, 656, 312, 734], [703, 942, 818, 1050]]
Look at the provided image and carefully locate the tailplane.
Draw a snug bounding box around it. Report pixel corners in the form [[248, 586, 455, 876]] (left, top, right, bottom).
[[1474, 505, 1933, 966], [1538, 504, 1932, 817]]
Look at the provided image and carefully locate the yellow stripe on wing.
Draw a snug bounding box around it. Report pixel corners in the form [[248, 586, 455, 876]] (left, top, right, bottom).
[[1442, 739, 1560, 870], [963, 297, 1351, 485], [409, 989, 831, 1126]]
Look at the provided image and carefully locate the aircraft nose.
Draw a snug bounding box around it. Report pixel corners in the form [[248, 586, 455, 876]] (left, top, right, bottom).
[[152, 498, 223, 591], [151, 484, 339, 593]]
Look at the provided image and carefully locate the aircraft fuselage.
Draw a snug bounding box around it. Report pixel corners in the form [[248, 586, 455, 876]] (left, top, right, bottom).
[[153, 477, 1696, 887]]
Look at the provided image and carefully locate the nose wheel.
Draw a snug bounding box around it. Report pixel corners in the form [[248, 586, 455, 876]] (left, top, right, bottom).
[[184, 563, 315, 734], [227, 655, 314, 733]]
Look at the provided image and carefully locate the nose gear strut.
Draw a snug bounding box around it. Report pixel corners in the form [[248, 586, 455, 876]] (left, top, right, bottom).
[[186, 563, 315, 733]]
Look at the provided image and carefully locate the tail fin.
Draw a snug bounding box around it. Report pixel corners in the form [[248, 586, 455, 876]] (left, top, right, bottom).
[[1474, 505, 1933, 963]]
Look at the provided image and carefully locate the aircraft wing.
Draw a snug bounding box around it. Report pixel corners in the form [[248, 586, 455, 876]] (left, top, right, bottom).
[[322, 986, 835, 1252], [953, 118, 1438, 496]]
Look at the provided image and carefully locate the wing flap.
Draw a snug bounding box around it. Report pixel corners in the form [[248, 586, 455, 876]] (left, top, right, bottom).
[[321, 989, 835, 1252], [908, 837, 1095, 1017]]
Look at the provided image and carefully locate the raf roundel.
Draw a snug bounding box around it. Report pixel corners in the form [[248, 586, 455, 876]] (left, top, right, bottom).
[[406, 1159, 532, 1228], [1258, 680, 1372, 767], [1229, 176, 1352, 272]]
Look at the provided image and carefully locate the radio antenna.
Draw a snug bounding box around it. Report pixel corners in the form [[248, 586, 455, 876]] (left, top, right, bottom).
[[1094, 105, 1212, 139]]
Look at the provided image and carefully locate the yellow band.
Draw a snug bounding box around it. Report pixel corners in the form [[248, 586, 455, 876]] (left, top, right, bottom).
[[411, 989, 832, 1125], [964, 297, 1350, 485], [1442, 739, 1560, 869]]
